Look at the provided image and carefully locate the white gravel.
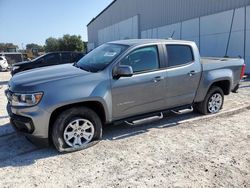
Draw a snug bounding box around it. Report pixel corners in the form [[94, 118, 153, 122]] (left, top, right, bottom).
[[0, 72, 250, 188]]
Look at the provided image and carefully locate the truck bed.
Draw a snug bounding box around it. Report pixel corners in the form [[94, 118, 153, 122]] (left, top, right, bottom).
[[201, 57, 244, 71], [195, 57, 245, 102]]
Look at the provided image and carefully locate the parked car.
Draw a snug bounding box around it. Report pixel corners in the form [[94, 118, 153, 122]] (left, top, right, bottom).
[[0, 52, 24, 67], [11, 51, 85, 75], [5, 39, 245, 153], [0, 56, 9, 71]]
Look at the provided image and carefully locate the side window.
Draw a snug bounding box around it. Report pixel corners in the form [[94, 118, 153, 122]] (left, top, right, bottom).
[[0, 57, 3, 60], [166, 45, 194, 67], [120, 46, 159, 73], [61, 53, 71, 64], [44, 54, 60, 64]]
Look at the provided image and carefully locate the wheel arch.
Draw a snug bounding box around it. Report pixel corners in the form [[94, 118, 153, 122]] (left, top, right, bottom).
[[209, 80, 231, 95], [195, 77, 232, 103], [48, 101, 106, 142]]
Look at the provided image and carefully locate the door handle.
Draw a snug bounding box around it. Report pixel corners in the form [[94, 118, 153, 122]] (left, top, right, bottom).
[[188, 71, 196, 77], [153, 76, 164, 83]]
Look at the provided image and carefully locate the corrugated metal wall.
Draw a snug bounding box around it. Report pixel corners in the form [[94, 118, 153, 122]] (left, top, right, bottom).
[[87, 0, 250, 73], [88, 0, 250, 44]]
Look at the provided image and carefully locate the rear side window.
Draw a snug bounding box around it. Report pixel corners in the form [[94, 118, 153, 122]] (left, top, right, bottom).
[[44, 54, 60, 64], [166, 45, 194, 67], [121, 46, 159, 73], [61, 53, 71, 64]]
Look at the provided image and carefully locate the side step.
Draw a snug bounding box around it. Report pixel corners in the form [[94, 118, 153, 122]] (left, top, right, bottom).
[[171, 106, 193, 115], [125, 113, 163, 126]]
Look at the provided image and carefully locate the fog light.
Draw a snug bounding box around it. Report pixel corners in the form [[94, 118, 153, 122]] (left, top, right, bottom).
[[24, 122, 32, 132]]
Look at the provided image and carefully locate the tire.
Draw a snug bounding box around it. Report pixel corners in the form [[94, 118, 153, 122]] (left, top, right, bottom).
[[194, 86, 224, 115], [52, 107, 102, 153]]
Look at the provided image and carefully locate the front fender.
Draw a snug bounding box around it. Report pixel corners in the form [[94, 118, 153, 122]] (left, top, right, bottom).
[[38, 75, 113, 123]]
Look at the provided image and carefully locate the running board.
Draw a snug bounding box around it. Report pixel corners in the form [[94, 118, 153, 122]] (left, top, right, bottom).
[[125, 113, 163, 126], [171, 106, 193, 115]]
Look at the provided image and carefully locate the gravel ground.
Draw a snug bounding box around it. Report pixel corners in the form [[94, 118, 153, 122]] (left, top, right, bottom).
[[0, 72, 250, 187]]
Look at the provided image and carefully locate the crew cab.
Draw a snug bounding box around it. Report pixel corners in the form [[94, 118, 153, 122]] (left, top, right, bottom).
[[11, 51, 84, 75], [6, 39, 245, 153]]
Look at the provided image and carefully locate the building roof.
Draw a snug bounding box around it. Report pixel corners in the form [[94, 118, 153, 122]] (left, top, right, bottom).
[[87, 0, 117, 26], [0, 52, 22, 55]]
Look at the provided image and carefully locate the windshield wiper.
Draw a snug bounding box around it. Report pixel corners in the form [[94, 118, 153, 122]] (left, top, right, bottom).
[[73, 64, 92, 72]]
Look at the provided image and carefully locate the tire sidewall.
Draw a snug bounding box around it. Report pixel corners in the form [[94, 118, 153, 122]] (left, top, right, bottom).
[[52, 107, 102, 152], [205, 87, 224, 114]]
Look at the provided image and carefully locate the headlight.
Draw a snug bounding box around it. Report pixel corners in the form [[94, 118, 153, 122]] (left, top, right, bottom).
[[12, 66, 19, 71], [10, 92, 43, 107]]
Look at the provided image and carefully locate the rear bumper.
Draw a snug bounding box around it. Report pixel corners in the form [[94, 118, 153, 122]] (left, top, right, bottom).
[[232, 83, 240, 93], [0, 65, 8, 71]]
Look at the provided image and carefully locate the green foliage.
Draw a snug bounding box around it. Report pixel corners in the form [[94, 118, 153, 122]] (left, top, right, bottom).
[[0, 43, 18, 52], [44, 35, 85, 52], [45, 37, 59, 52], [26, 43, 44, 52]]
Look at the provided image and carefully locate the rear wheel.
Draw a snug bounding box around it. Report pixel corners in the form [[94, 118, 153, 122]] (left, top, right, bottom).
[[52, 107, 102, 153], [194, 86, 224, 115]]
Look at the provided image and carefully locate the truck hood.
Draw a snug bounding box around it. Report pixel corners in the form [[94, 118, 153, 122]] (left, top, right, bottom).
[[10, 64, 90, 89]]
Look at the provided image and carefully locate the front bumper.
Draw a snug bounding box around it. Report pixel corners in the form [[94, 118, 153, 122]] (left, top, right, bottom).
[[6, 103, 51, 142], [7, 102, 34, 134], [10, 69, 18, 76], [10, 112, 35, 134]]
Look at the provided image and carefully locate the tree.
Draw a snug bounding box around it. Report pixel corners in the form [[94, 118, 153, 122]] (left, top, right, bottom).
[[45, 37, 59, 52], [0, 43, 18, 52], [59, 34, 84, 52], [44, 35, 85, 52], [0, 43, 5, 52], [26, 43, 44, 52]]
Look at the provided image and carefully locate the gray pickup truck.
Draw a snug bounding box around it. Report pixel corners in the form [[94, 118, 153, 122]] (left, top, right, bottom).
[[6, 39, 245, 152]]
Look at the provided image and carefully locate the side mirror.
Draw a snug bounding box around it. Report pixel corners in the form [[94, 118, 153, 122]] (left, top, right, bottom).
[[113, 65, 133, 79]]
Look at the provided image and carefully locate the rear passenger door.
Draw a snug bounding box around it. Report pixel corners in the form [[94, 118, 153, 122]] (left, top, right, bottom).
[[111, 45, 167, 120], [165, 44, 201, 108]]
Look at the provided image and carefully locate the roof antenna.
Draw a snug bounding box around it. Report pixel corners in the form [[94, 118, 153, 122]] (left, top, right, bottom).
[[225, 9, 235, 57], [171, 30, 175, 38], [167, 31, 175, 40]]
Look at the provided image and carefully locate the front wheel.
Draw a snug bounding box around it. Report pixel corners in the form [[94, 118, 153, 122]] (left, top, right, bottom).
[[194, 86, 224, 115], [52, 107, 102, 153]]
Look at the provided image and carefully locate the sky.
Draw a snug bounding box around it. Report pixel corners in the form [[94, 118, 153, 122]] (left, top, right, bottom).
[[0, 0, 113, 48]]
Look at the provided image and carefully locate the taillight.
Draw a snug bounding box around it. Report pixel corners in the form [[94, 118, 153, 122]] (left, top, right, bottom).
[[240, 64, 246, 79]]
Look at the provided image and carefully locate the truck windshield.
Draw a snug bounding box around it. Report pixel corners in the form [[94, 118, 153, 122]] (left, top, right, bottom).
[[76, 43, 128, 72]]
